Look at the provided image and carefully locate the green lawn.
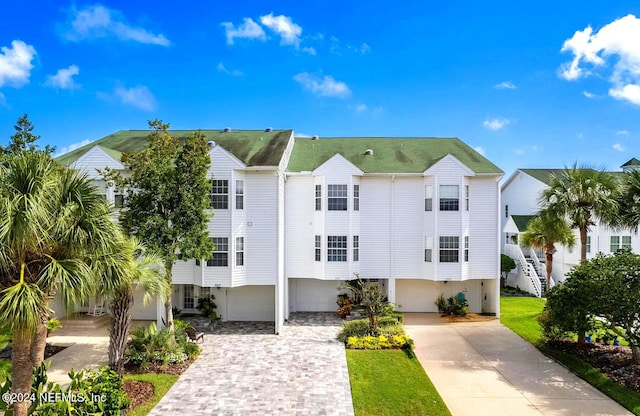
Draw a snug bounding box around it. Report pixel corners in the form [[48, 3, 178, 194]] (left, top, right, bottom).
[[346, 350, 450, 416], [500, 296, 640, 415], [123, 373, 179, 416]]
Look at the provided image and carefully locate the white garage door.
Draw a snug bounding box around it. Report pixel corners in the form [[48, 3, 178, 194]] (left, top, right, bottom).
[[291, 279, 343, 312], [131, 285, 158, 320], [226, 286, 275, 321], [395, 280, 438, 312]]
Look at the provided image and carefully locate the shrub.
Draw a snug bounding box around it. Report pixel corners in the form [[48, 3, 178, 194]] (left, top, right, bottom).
[[337, 293, 353, 318], [537, 307, 568, 342], [126, 323, 189, 368], [196, 295, 218, 323], [337, 317, 401, 342], [435, 293, 468, 316], [346, 334, 414, 350]]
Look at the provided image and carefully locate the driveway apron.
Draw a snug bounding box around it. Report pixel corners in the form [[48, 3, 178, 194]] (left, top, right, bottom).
[[150, 313, 354, 416], [404, 313, 633, 416]]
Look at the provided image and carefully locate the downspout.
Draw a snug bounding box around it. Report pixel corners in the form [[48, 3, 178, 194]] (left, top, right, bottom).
[[389, 174, 394, 302]]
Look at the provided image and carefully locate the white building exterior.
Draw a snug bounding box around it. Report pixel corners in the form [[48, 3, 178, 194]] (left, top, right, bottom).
[[58, 130, 504, 332]]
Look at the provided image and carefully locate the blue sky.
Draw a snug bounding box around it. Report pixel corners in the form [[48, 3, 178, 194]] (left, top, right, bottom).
[[1, 1, 640, 177]]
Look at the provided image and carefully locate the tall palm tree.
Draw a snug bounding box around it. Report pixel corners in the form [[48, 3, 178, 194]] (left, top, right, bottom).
[[0, 152, 121, 416], [521, 211, 576, 292], [619, 168, 640, 231], [96, 236, 169, 375], [539, 164, 619, 262]]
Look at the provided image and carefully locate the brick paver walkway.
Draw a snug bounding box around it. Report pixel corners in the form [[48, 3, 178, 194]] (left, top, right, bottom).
[[149, 313, 354, 416]]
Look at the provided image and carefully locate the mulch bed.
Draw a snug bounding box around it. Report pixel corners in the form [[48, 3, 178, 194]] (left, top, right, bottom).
[[547, 340, 640, 393]]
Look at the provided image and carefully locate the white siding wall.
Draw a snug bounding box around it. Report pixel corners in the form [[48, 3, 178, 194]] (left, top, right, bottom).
[[70, 146, 123, 179], [286, 176, 316, 278], [245, 172, 278, 284], [360, 177, 392, 278], [468, 177, 500, 279], [500, 171, 547, 241]]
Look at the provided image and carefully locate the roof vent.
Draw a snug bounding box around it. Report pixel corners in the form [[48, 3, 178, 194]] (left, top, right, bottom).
[[312, 135, 320, 140], [364, 148, 374, 155], [265, 127, 273, 132], [223, 127, 231, 132], [207, 140, 216, 148]]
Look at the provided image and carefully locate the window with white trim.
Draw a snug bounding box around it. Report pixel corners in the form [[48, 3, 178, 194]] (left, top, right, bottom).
[[315, 235, 321, 261], [207, 237, 228, 266], [425, 185, 433, 212], [199, 286, 211, 302], [328, 236, 347, 261], [439, 185, 459, 211], [353, 236, 359, 261], [353, 185, 360, 211], [315, 185, 322, 211], [328, 184, 348, 211], [235, 180, 244, 210], [586, 236, 591, 253], [610, 235, 631, 252], [439, 236, 459, 262], [210, 180, 229, 209], [464, 236, 469, 262], [465, 185, 469, 211], [236, 237, 244, 266], [424, 236, 433, 262], [184, 284, 195, 309]]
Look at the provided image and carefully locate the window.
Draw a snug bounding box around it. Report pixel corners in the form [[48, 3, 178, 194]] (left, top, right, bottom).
[[315, 185, 322, 211], [425, 185, 433, 212], [623, 236, 632, 250], [612, 235, 632, 252], [199, 286, 211, 302], [464, 236, 469, 262], [586, 236, 591, 254], [439, 185, 459, 211], [465, 185, 469, 211], [327, 236, 347, 261], [315, 236, 321, 261], [353, 185, 360, 211], [505, 204, 509, 218], [210, 180, 229, 209], [114, 194, 124, 208], [425, 236, 433, 262], [439, 236, 459, 263], [195, 259, 201, 266], [328, 184, 348, 211], [236, 237, 244, 266], [235, 180, 244, 210], [207, 237, 228, 266], [183, 285, 195, 309], [353, 236, 359, 261]]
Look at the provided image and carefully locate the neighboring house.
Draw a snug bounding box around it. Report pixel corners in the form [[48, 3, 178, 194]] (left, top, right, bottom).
[[57, 130, 504, 332], [501, 160, 640, 296]]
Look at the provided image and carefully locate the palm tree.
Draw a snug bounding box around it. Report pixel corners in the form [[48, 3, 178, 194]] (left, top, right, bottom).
[[619, 168, 640, 231], [521, 211, 576, 292], [539, 164, 619, 262], [96, 236, 169, 375], [0, 152, 121, 416]]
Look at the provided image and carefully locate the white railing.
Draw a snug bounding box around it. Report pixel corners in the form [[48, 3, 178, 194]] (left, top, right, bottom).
[[504, 244, 542, 297], [528, 248, 547, 281]]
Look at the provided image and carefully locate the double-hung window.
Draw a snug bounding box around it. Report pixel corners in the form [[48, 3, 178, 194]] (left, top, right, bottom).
[[315, 236, 321, 261], [464, 236, 469, 262], [425, 185, 433, 211], [610, 236, 631, 252], [235, 180, 244, 210], [315, 185, 322, 211], [353, 185, 360, 211], [439, 236, 459, 262], [211, 180, 229, 209], [208, 237, 228, 266], [353, 236, 359, 261], [439, 185, 459, 211], [328, 185, 348, 211], [465, 185, 470, 211], [328, 236, 347, 261], [236, 237, 244, 266], [424, 236, 433, 262]]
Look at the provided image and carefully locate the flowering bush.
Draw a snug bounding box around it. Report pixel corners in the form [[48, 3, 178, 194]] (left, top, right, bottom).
[[346, 334, 414, 350]]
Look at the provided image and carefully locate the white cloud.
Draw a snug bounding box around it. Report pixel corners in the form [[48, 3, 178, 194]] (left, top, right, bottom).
[[495, 81, 516, 89], [216, 62, 243, 76], [613, 143, 626, 152], [302, 46, 316, 55], [55, 139, 92, 156], [583, 90, 596, 98], [559, 14, 640, 106], [577, 132, 585, 139], [0, 40, 36, 88], [483, 117, 510, 130], [514, 148, 524, 155], [474, 146, 486, 156], [62, 5, 169, 46], [349, 103, 368, 113], [616, 129, 629, 135], [221, 18, 266, 45], [260, 13, 302, 46], [45, 65, 80, 89], [99, 85, 156, 111], [293, 72, 351, 98]]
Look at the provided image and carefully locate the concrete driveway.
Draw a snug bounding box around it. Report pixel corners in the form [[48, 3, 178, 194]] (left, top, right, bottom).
[[404, 313, 633, 416]]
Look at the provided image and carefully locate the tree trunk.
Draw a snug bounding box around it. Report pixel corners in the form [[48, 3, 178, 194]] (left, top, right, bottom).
[[580, 226, 588, 262], [577, 331, 586, 345], [29, 320, 47, 368], [632, 345, 640, 365], [163, 260, 175, 340], [545, 253, 553, 295], [109, 288, 133, 376], [11, 328, 33, 416]]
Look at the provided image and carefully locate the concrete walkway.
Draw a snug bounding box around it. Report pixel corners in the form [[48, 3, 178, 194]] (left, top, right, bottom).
[[404, 313, 633, 416]]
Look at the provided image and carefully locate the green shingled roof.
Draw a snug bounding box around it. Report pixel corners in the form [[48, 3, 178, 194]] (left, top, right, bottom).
[[287, 137, 503, 174], [519, 169, 567, 185], [56, 129, 293, 167], [512, 215, 537, 232]]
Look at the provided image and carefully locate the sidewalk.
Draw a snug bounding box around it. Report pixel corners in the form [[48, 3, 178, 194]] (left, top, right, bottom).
[[404, 313, 633, 416]]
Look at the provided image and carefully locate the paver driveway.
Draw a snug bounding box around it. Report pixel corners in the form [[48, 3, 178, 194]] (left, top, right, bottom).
[[150, 313, 354, 416]]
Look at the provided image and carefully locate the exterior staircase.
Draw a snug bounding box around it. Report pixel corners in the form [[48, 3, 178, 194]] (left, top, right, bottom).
[[504, 244, 543, 297]]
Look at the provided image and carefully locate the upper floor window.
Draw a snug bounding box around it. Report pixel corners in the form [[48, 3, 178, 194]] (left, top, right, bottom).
[[353, 236, 359, 261], [586, 236, 591, 254], [353, 185, 360, 211], [207, 237, 228, 267], [328, 236, 347, 261], [465, 185, 469, 211], [328, 184, 348, 211], [464, 236, 469, 262], [315, 235, 321, 261], [425, 185, 433, 212], [439, 185, 459, 211], [424, 236, 433, 262], [439, 236, 459, 263], [211, 180, 229, 209], [236, 237, 244, 266], [235, 180, 244, 210], [315, 185, 322, 211], [610, 235, 631, 252]]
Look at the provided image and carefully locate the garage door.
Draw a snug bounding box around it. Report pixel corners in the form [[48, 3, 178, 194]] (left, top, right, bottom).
[[226, 286, 275, 321], [395, 280, 438, 312], [131, 285, 158, 320], [291, 279, 343, 312]]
